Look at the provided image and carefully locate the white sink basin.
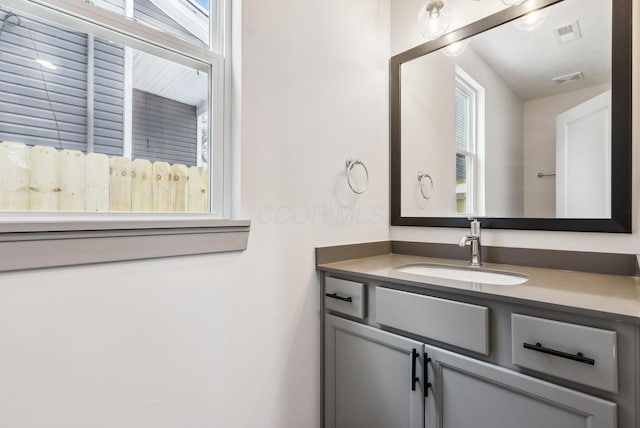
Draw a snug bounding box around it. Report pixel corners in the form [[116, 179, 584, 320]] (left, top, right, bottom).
[[394, 263, 529, 285]]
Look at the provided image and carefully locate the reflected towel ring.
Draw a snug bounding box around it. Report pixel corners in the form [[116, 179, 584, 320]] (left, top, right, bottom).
[[417, 171, 433, 199], [346, 158, 369, 194], [537, 172, 556, 178]]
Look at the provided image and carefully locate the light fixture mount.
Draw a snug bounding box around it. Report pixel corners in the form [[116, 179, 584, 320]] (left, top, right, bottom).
[[425, 0, 445, 17], [417, 0, 451, 40]]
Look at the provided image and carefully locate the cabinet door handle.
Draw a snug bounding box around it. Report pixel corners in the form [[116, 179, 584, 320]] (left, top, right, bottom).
[[523, 342, 595, 365], [411, 348, 420, 391], [423, 352, 432, 397], [325, 292, 353, 303]]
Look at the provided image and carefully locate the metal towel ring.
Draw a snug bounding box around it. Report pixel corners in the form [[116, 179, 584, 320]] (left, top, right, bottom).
[[346, 158, 369, 194], [417, 171, 433, 199]]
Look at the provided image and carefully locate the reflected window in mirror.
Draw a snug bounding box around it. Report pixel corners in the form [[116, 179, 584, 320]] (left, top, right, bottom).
[[454, 66, 485, 216]]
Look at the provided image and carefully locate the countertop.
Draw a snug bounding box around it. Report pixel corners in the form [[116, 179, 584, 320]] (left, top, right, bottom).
[[318, 254, 640, 323]]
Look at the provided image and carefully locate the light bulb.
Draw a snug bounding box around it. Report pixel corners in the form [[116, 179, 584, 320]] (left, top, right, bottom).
[[417, 1, 451, 40], [513, 8, 550, 31], [440, 39, 471, 57]]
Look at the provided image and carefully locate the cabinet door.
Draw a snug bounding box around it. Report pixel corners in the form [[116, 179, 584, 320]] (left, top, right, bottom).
[[425, 344, 616, 428], [325, 314, 424, 428]]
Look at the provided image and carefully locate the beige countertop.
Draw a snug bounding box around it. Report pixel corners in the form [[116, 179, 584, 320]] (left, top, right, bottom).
[[318, 254, 640, 323]]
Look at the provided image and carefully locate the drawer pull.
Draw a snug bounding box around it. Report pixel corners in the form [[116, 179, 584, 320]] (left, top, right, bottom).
[[325, 292, 353, 303], [523, 342, 595, 366]]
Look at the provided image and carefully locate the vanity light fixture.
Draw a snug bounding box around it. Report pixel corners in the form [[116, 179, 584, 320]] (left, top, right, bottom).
[[418, 0, 536, 41], [417, 0, 451, 40]]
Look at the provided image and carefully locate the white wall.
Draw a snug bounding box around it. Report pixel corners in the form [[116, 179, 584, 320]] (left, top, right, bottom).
[[456, 50, 524, 217], [0, 0, 391, 427], [401, 52, 457, 216], [400, 47, 523, 218], [391, 0, 639, 254]]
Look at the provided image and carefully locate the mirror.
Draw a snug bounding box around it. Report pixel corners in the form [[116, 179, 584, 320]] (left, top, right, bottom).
[[390, 0, 631, 232]]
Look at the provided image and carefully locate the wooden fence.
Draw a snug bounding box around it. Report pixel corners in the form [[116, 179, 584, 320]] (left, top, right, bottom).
[[0, 142, 208, 212]]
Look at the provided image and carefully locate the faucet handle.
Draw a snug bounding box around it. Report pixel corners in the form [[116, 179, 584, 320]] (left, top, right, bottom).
[[469, 218, 481, 235]]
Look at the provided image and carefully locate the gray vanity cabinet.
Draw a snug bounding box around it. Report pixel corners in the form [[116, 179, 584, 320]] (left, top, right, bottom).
[[424, 344, 617, 428], [324, 314, 424, 428], [321, 273, 632, 427]]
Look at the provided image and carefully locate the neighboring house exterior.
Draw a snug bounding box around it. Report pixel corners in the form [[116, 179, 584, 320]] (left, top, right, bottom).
[[0, 1, 206, 167], [133, 89, 197, 166]]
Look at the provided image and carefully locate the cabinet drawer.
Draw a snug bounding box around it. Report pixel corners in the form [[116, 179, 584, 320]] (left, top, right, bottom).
[[325, 277, 365, 319], [511, 314, 618, 393], [375, 287, 489, 355]]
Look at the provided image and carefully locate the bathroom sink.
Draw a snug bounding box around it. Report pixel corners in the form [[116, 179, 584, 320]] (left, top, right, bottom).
[[394, 263, 529, 285]]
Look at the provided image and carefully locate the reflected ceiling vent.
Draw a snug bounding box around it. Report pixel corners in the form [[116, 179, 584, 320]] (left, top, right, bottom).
[[552, 71, 584, 85], [554, 21, 582, 44]]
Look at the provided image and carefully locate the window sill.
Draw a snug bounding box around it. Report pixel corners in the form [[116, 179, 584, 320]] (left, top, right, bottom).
[[0, 215, 250, 272]]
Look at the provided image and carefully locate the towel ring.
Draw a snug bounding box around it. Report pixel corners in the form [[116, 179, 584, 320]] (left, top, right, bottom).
[[346, 158, 369, 194], [417, 171, 433, 199]]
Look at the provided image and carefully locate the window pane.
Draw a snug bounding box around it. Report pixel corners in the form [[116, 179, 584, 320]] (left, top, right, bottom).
[[0, 9, 88, 150], [456, 153, 469, 214], [131, 50, 209, 168], [92, 0, 212, 48], [0, 8, 211, 213], [455, 87, 469, 151]]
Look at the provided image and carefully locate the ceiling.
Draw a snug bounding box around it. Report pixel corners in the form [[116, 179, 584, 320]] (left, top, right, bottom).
[[464, 0, 611, 101], [132, 50, 208, 109]]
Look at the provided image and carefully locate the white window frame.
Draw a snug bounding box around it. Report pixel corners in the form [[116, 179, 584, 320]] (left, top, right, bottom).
[[0, 0, 248, 271], [454, 66, 485, 217]]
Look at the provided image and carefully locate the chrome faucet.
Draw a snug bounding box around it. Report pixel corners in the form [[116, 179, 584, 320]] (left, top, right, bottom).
[[459, 219, 482, 267]]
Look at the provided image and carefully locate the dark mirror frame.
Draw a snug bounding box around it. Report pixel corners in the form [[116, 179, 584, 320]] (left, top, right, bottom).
[[390, 0, 632, 232]]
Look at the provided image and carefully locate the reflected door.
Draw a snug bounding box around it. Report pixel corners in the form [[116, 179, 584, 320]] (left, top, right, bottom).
[[556, 91, 611, 218]]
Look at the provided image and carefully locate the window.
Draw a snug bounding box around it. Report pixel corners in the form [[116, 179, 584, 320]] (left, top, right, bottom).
[[0, 0, 247, 270], [0, 0, 224, 214], [454, 66, 484, 216], [92, 0, 215, 48]]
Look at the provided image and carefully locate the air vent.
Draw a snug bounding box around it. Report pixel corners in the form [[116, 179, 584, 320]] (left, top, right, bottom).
[[554, 21, 582, 44], [552, 71, 584, 85]]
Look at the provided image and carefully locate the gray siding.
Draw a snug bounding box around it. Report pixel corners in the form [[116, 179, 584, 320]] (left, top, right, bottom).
[[0, 12, 126, 155], [1, 9, 196, 165], [0, 10, 88, 151], [132, 89, 197, 166], [93, 38, 124, 156], [134, 0, 205, 47]]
